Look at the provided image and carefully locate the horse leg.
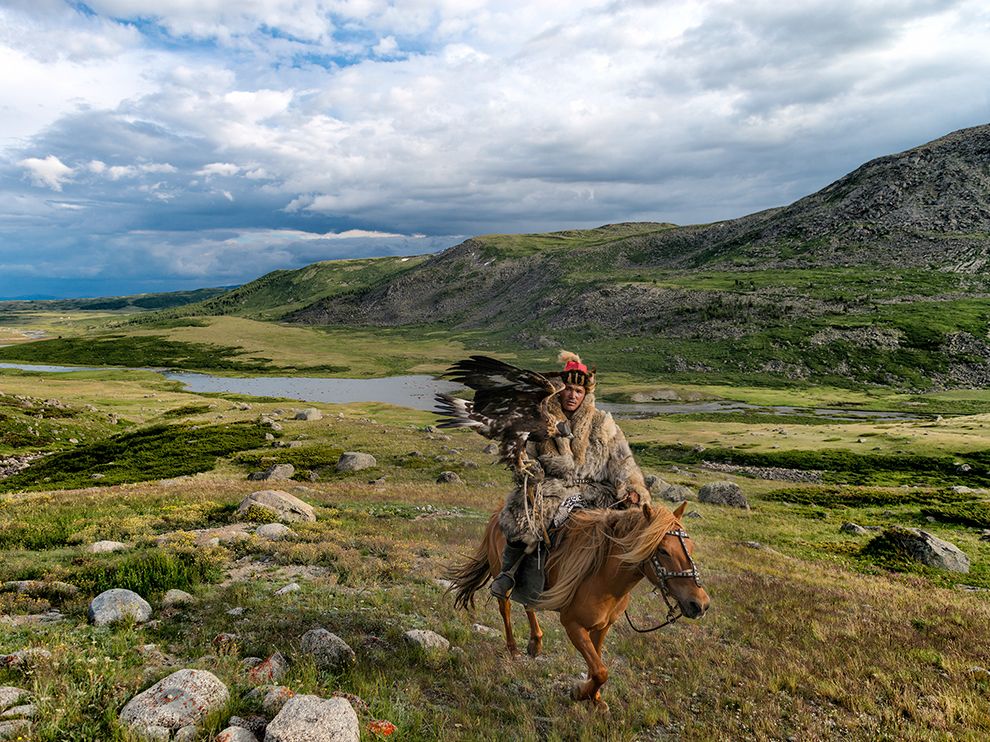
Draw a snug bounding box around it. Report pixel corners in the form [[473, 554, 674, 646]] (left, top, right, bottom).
[[562, 620, 609, 709], [525, 609, 543, 657], [498, 596, 522, 659]]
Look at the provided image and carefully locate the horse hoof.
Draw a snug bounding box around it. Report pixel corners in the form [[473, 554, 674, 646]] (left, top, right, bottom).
[[527, 641, 542, 658]]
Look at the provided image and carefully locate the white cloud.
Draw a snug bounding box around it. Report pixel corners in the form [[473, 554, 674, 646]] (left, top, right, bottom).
[[196, 162, 241, 178], [18, 155, 74, 191]]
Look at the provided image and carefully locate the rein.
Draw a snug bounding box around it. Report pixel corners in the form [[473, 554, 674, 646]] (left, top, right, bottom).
[[624, 527, 701, 634]]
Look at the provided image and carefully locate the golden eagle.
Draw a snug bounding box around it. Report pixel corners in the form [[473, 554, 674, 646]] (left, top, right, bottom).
[[434, 355, 571, 474]]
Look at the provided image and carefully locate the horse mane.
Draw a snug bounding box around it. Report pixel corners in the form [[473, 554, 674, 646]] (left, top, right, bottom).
[[534, 505, 679, 611]]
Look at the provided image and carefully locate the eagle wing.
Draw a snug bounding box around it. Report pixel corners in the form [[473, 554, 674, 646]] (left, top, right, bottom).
[[434, 355, 566, 470]]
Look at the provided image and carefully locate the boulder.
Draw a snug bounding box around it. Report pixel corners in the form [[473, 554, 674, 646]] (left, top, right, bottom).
[[0, 688, 27, 711], [250, 464, 295, 482], [119, 669, 229, 734], [274, 583, 300, 596], [248, 652, 288, 684], [237, 490, 315, 523], [226, 715, 268, 737], [1, 649, 52, 667], [697, 481, 749, 509], [482, 443, 498, 455], [87, 540, 130, 554], [216, 726, 260, 742], [840, 522, 869, 535], [265, 695, 359, 742], [299, 628, 355, 672], [335, 452, 377, 472], [873, 528, 970, 573], [403, 629, 449, 651], [89, 588, 152, 626], [175, 726, 198, 742], [659, 484, 695, 503], [162, 589, 194, 608], [436, 471, 462, 484], [643, 474, 668, 494], [256, 523, 294, 541], [0, 720, 31, 740], [295, 408, 323, 421]]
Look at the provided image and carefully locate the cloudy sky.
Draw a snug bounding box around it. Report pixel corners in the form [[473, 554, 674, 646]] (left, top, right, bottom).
[[1, 0, 988, 298]]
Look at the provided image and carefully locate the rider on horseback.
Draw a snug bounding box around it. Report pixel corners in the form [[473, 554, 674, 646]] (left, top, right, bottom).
[[490, 351, 652, 600]]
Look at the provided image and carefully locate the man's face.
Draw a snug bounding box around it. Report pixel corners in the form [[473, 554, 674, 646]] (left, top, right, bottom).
[[560, 383, 587, 412]]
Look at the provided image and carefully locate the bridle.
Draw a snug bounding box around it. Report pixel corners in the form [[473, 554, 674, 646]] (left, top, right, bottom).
[[625, 527, 702, 634]]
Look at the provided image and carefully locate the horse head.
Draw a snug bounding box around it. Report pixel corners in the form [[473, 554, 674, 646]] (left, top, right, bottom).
[[640, 502, 710, 619]]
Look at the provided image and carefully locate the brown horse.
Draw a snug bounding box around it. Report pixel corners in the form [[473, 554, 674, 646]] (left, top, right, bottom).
[[448, 501, 710, 707]]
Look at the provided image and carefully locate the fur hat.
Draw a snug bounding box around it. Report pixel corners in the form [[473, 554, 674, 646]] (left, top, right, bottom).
[[557, 350, 596, 392]]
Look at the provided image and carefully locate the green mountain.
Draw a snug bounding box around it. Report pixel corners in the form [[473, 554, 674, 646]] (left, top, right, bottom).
[[0, 286, 232, 312]]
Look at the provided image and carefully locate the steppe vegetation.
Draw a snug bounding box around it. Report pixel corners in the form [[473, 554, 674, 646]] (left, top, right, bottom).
[[2, 356, 990, 739]]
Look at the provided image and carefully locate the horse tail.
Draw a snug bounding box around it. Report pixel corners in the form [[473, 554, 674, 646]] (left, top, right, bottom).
[[446, 512, 499, 610]]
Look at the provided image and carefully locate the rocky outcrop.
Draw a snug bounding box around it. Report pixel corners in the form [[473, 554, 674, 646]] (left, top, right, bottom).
[[870, 528, 970, 573], [236, 490, 315, 523], [698, 481, 750, 509], [335, 452, 377, 472]]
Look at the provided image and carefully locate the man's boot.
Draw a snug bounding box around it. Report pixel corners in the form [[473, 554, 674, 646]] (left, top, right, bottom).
[[490, 540, 528, 599]]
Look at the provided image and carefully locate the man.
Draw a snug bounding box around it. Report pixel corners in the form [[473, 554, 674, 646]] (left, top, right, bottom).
[[490, 351, 651, 600]]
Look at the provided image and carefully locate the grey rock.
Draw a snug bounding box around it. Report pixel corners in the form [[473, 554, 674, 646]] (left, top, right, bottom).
[[697, 481, 749, 509], [874, 528, 970, 573], [685, 510, 703, 519], [162, 589, 195, 607], [471, 623, 499, 637], [254, 464, 295, 481], [436, 471, 462, 484], [87, 540, 130, 553], [227, 715, 268, 737], [403, 629, 450, 651], [335, 452, 377, 472], [0, 688, 27, 711], [274, 583, 300, 596], [0, 704, 34, 720], [89, 588, 152, 626], [659, 484, 695, 503], [299, 628, 355, 672], [483, 443, 498, 455], [295, 408, 323, 421], [237, 490, 316, 523], [643, 474, 668, 493], [0, 719, 30, 740], [227, 607, 246, 617], [217, 726, 261, 742], [119, 669, 229, 733], [840, 522, 869, 535], [260, 686, 295, 716], [2, 580, 78, 598], [175, 725, 198, 742], [256, 523, 294, 541], [265, 695, 359, 742]]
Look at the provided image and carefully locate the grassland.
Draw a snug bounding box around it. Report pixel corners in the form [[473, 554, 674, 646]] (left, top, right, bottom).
[[2, 361, 990, 740]]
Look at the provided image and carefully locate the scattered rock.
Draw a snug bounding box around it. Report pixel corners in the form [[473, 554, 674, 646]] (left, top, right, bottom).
[[265, 695, 359, 742], [226, 715, 268, 737], [335, 452, 377, 472], [483, 443, 498, 455], [137, 644, 171, 666], [840, 522, 869, 535], [697, 481, 749, 509], [227, 607, 246, 617], [216, 726, 260, 742], [685, 510, 703, 519], [162, 589, 195, 608], [88, 588, 152, 626], [472, 624, 499, 637], [2, 580, 78, 599], [261, 686, 296, 716], [0, 719, 31, 740], [1, 648, 52, 668], [256, 523, 294, 540], [299, 628, 356, 672], [643, 474, 668, 494], [236, 490, 316, 523], [119, 669, 229, 736], [248, 652, 289, 684], [403, 629, 449, 652], [175, 726, 198, 742], [870, 528, 970, 573], [436, 471, 462, 484], [275, 583, 300, 596], [87, 540, 130, 554], [212, 633, 239, 653], [659, 484, 695, 503], [0, 703, 34, 720]]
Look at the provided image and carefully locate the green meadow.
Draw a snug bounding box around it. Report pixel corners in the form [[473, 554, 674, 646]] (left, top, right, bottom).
[[1, 330, 990, 739]]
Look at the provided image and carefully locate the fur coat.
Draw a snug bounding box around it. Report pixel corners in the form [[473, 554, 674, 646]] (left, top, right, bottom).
[[498, 393, 650, 547]]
